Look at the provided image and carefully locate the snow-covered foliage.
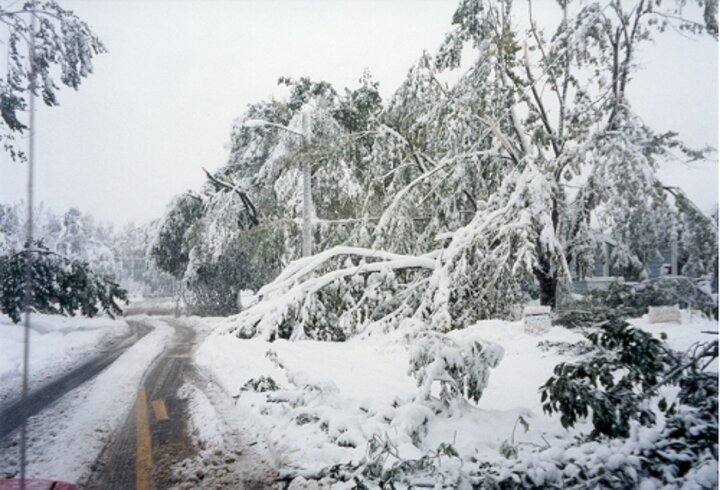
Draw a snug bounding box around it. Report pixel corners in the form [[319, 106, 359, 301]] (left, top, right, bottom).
[[408, 330, 503, 408], [0, 204, 23, 254], [225, 246, 435, 341], [151, 76, 381, 314], [114, 220, 178, 296], [575, 108, 680, 279], [0, 0, 105, 162], [674, 192, 719, 290], [156, 0, 717, 318], [498, 320, 718, 489], [0, 241, 127, 323]]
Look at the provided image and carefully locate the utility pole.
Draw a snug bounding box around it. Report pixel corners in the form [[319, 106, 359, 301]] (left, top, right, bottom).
[[244, 113, 315, 257], [301, 111, 313, 257]]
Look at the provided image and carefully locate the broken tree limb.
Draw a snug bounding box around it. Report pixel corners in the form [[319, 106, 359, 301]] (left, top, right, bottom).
[[202, 167, 259, 227]]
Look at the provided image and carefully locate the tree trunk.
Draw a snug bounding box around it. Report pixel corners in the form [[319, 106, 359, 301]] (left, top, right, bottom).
[[535, 258, 558, 308]]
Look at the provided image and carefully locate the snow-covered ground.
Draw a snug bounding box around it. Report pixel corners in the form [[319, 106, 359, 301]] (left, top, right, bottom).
[[0, 313, 130, 404], [195, 320, 582, 472], [170, 380, 279, 489], [4, 308, 710, 485], [630, 309, 719, 352], [193, 310, 718, 485], [0, 316, 174, 483]]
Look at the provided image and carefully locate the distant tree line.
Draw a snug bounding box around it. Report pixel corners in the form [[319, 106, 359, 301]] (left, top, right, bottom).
[[0, 203, 178, 322]]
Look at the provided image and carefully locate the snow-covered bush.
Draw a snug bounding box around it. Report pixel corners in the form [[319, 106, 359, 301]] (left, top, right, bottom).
[[239, 376, 279, 393], [337, 436, 471, 489], [408, 330, 503, 409], [499, 361, 718, 488]]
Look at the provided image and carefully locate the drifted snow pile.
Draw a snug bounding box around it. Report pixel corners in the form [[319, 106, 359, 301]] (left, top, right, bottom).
[[198, 319, 550, 482]]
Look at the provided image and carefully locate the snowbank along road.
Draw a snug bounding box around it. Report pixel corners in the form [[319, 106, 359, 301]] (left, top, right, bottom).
[[0, 321, 151, 440]]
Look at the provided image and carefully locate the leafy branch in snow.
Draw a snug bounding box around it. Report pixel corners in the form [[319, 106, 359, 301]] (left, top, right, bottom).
[[541, 312, 718, 446], [498, 337, 718, 488], [346, 436, 470, 489], [0, 0, 105, 161], [541, 317, 670, 437], [0, 241, 127, 323]]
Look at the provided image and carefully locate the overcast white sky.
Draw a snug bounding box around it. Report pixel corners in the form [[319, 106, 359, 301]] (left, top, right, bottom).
[[0, 0, 717, 227]]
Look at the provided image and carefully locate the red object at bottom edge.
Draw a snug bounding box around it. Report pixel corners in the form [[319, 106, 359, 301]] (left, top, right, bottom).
[[0, 479, 77, 490]]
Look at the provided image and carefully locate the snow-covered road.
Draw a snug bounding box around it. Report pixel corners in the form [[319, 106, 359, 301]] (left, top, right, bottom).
[[1, 313, 279, 489], [0, 320, 153, 440], [0, 315, 174, 484]]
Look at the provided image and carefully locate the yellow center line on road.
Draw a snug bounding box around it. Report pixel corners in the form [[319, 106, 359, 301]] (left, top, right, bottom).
[[135, 387, 155, 490], [152, 399, 170, 422]]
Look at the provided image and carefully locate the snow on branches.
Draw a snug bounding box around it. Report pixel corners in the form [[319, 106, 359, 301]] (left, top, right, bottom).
[[225, 164, 571, 340], [408, 330, 504, 409], [0, 1, 106, 161], [420, 164, 570, 330], [225, 246, 437, 341], [165, 0, 717, 321]]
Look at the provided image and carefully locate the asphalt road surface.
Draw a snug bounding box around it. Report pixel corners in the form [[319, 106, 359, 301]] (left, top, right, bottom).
[[84, 318, 196, 490]]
